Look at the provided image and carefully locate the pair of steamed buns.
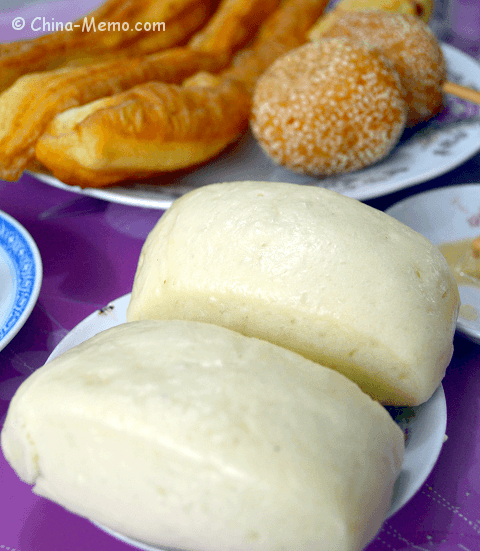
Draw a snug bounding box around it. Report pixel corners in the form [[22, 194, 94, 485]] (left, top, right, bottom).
[[2, 181, 459, 551]]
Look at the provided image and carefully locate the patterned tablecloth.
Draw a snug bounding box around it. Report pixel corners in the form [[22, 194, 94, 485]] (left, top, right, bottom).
[[2, 1, 480, 550]]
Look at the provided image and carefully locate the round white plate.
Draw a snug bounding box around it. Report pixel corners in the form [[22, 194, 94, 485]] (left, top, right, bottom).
[[386, 183, 480, 344], [47, 294, 447, 549], [0, 210, 42, 352], [31, 43, 480, 207]]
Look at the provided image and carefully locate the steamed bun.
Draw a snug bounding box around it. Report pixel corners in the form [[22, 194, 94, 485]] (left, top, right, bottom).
[[2, 319, 404, 551], [127, 181, 459, 405]]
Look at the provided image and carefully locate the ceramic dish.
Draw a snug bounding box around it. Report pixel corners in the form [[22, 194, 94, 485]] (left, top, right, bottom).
[[0, 210, 42, 352], [386, 183, 480, 344], [31, 43, 480, 208], [47, 294, 447, 550]]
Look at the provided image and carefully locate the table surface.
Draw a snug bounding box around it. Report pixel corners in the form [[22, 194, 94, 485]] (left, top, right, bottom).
[[2, 1, 480, 550]]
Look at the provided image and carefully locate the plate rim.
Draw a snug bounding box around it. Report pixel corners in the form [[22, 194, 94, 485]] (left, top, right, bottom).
[[46, 293, 447, 544], [328, 42, 480, 200], [28, 42, 480, 207], [385, 181, 480, 213], [0, 209, 42, 352], [385, 182, 480, 344]]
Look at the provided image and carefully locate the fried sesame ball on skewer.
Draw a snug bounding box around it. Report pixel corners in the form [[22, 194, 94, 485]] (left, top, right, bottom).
[[250, 38, 407, 177], [320, 10, 446, 126]]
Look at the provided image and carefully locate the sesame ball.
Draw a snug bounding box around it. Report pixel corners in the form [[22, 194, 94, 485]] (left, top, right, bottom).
[[321, 10, 446, 126], [250, 39, 407, 177]]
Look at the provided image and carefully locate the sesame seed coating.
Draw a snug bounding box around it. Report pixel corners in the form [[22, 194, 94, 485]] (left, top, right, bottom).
[[321, 10, 446, 126], [250, 39, 407, 177]]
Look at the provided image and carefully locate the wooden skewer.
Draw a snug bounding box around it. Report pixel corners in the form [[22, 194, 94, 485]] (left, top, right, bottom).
[[443, 81, 480, 106]]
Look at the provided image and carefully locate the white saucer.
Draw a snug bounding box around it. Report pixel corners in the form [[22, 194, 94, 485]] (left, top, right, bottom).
[[386, 183, 480, 344], [0, 210, 42, 351], [47, 294, 447, 549]]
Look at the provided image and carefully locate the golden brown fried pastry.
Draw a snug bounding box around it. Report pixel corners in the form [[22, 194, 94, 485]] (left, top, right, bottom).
[[0, 49, 229, 181], [307, 0, 433, 40], [0, 0, 215, 93], [35, 79, 251, 187], [34, 0, 330, 187], [319, 10, 447, 126], [250, 39, 407, 177]]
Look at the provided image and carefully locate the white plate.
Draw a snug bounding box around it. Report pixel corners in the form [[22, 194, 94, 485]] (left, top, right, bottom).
[[31, 44, 480, 207], [386, 183, 480, 344], [0, 210, 42, 352], [47, 294, 447, 549]]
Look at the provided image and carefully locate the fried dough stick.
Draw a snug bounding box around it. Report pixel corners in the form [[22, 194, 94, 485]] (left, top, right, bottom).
[[0, 49, 228, 181], [0, 0, 213, 93], [37, 79, 252, 186], [35, 0, 330, 188], [0, 0, 282, 181]]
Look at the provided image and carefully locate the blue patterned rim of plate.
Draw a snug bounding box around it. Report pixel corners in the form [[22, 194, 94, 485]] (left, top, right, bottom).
[[0, 211, 42, 349]]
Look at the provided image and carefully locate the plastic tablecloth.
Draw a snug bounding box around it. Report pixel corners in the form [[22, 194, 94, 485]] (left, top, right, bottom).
[[3, 168, 480, 551], [2, 1, 480, 550]]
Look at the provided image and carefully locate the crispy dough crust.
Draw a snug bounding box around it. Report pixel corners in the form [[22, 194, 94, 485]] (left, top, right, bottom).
[[0, 49, 229, 181], [35, 79, 251, 187]]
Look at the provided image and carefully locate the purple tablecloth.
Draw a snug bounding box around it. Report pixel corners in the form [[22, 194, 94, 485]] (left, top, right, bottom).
[[2, 1, 480, 550], [2, 172, 480, 551]]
